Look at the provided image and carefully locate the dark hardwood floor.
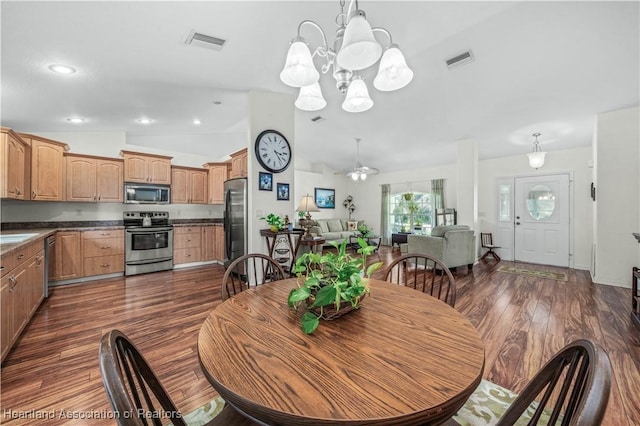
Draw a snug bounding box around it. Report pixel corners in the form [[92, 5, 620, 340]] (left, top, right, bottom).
[[1, 246, 638, 425]]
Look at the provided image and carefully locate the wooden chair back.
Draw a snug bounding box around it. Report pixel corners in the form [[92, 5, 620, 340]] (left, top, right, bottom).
[[480, 232, 494, 247], [222, 253, 287, 300], [382, 253, 456, 307], [99, 329, 186, 426], [497, 339, 612, 426]]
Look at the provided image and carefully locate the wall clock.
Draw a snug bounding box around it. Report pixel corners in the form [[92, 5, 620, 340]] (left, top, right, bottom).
[[255, 129, 291, 173]]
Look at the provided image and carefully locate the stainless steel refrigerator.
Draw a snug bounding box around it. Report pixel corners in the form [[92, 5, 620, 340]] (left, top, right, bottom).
[[223, 177, 248, 268]]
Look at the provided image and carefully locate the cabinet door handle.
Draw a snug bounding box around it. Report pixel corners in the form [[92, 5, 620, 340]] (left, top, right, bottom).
[[17, 254, 25, 260], [32, 192, 37, 199], [101, 246, 111, 249], [101, 264, 110, 267], [15, 187, 21, 195], [101, 233, 110, 236]]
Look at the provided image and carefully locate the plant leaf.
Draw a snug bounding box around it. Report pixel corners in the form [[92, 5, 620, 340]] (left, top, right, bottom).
[[288, 287, 311, 305], [310, 285, 336, 308], [301, 312, 320, 334], [366, 261, 384, 277]]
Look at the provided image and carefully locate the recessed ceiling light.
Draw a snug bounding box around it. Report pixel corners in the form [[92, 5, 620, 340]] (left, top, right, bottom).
[[66, 117, 85, 123], [49, 64, 76, 74], [193, 119, 201, 125], [137, 118, 153, 125]]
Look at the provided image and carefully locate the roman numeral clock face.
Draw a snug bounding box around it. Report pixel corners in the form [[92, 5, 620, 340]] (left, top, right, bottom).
[[255, 130, 291, 173]]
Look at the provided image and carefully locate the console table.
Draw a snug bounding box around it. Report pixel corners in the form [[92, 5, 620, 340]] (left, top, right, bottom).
[[260, 228, 304, 275], [392, 232, 411, 247]]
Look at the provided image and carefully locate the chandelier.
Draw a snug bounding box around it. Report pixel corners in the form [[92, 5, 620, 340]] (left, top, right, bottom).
[[527, 132, 546, 169], [280, 0, 414, 113]]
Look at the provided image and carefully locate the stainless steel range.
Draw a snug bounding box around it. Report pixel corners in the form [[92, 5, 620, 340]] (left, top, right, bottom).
[[124, 211, 173, 276]]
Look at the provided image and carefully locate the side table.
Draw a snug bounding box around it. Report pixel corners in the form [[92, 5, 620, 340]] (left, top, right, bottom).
[[392, 232, 411, 247], [349, 235, 381, 253], [259, 228, 304, 274], [298, 237, 325, 255]]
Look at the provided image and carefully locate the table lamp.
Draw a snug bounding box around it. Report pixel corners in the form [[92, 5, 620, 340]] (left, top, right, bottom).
[[296, 194, 320, 239]]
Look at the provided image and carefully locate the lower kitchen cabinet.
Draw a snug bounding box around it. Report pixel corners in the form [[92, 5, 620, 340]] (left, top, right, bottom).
[[82, 229, 124, 277], [174, 226, 202, 264], [202, 226, 216, 261], [51, 231, 83, 281], [214, 224, 224, 262], [1, 243, 45, 363]]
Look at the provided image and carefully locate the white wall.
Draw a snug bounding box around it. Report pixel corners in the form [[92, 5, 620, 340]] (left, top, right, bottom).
[[593, 106, 640, 287], [293, 167, 352, 222]]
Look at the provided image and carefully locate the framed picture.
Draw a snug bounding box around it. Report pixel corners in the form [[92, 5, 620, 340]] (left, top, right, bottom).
[[314, 187, 335, 209], [277, 183, 290, 201], [258, 172, 273, 191]]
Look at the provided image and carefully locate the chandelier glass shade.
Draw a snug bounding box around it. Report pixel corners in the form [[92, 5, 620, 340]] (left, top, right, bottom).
[[527, 133, 546, 169], [280, 0, 413, 113]]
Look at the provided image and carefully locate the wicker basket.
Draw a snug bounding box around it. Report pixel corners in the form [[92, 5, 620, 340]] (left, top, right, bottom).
[[307, 291, 367, 321]]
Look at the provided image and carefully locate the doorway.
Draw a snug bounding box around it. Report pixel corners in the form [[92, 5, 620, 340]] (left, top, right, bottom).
[[496, 173, 570, 267]]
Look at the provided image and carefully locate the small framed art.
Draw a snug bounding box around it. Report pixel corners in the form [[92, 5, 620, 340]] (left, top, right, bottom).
[[259, 172, 273, 191], [277, 183, 290, 201], [314, 187, 335, 209]]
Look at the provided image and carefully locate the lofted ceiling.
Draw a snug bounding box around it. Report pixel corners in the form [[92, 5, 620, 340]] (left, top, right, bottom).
[[1, 1, 638, 173]]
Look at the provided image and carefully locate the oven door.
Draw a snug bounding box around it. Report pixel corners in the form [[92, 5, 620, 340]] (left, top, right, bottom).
[[125, 227, 173, 262]]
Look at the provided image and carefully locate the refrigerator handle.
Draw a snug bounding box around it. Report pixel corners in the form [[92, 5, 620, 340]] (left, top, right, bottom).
[[224, 189, 232, 261]]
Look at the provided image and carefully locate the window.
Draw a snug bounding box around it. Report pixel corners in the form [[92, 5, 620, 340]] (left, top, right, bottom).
[[389, 192, 433, 234]]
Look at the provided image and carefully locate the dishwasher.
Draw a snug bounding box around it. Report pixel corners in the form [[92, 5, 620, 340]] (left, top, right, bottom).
[[44, 235, 55, 297]]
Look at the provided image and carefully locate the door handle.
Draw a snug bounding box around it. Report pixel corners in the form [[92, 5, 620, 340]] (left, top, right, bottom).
[[516, 222, 521, 225]]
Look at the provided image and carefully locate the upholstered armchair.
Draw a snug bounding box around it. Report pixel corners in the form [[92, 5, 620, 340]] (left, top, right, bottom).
[[401, 225, 476, 270]]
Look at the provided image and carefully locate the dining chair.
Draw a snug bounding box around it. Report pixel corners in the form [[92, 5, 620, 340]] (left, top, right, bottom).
[[99, 329, 261, 426], [382, 253, 456, 307], [480, 232, 501, 261], [222, 253, 287, 301], [448, 339, 612, 426]]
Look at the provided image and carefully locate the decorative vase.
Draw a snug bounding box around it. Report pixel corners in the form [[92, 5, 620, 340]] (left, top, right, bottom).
[[270, 225, 279, 232]]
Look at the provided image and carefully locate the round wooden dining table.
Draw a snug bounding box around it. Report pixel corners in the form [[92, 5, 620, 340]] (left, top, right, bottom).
[[198, 278, 485, 426]]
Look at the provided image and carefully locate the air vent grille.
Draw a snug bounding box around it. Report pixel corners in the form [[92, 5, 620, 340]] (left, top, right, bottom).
[[311, 116, 325, 123], [446, 50, 474, 70], [186, 30, 226, 51]]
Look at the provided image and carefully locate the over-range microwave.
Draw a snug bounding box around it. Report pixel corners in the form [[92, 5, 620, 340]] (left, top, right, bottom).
[[124, 183, 170, 204]]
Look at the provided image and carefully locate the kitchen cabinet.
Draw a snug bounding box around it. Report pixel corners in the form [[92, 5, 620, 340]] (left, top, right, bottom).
[[171, 166, 208, 204], [51, 231, 83, 281], [174, 226, 202, 264], [19, 133, 69, 201], [202, 226, 216, 261], [65, 153, 124, 202], [82, 229, 124, 277], [1, 127, 29, 200], [120, 150, 172, 184], [1, 239, 45, 362], [214, 224, 225, 262], [229, 148, 248, 178], [203, 162, 229, 204]]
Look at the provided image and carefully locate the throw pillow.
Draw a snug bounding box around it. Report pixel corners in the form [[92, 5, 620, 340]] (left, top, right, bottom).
[[327, 219, 343, 232], [347, 221, 358, 231]]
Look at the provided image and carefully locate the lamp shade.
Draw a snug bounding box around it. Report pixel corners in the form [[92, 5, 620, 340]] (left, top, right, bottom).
[[336, 12, 382, 71], [295, 82, 327, 111], [296, 195, 319, 213], [342, 77, 373, 113], [280, 39, 319, 88], [527, 151, 546, 169], [373, 45, 414, 91]]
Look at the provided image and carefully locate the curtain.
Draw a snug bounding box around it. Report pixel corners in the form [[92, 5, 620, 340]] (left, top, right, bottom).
[[380, 184, 390, 245], [431, 179, 445, 211]]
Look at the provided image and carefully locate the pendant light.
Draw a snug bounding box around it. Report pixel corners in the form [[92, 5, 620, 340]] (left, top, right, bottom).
[[527, 133, 546, 169]]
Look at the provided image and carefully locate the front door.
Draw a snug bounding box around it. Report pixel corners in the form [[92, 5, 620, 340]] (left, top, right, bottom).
[[514, 174, 570, 267]]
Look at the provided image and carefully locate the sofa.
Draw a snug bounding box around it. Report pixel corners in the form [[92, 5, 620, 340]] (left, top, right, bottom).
[[401, 225, 476, 270], [308, 219, 363, 247]]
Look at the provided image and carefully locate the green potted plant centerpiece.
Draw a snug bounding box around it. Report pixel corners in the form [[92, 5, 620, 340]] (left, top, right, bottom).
[[287, 238, 383, 334], [261, 213, 285, 232]]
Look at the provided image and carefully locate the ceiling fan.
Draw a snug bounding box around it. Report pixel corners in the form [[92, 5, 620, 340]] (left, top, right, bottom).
[[339, 138, 379, 181]]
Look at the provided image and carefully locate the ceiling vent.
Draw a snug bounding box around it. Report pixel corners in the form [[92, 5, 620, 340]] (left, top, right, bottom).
[[185, 30, 226, 51], [311, 116, 325, 123], [445, 50, 474, 70]]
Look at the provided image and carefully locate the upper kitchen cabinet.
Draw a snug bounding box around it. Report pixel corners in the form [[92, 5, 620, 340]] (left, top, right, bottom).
[[0, 127, 29, 200], [65, 153, 124, 202], [203, 162, 229, 204], [120, 150, 172, 184], [229, 148, 248, 178], [19, 133, 69, 201], [171, 166, 208, 204]]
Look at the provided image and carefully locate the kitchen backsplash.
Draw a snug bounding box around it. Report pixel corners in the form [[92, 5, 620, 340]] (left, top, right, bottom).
[[0, 200, 223, 223]]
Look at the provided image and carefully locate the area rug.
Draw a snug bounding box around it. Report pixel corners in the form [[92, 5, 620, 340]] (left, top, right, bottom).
[[497, 265, 568, 282], [199, 380, 553, 425]]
